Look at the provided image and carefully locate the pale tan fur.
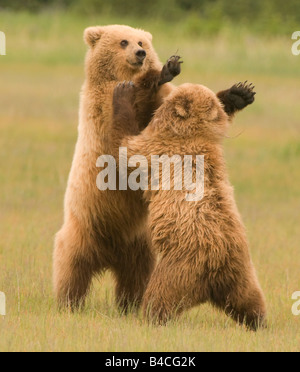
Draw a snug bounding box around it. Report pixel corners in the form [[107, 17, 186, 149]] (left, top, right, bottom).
[[119, 84, 267, 330], [53, 25, 174, 311]]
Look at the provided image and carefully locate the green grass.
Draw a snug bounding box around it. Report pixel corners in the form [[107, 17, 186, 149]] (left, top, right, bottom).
[[0, 11, 300, 352]]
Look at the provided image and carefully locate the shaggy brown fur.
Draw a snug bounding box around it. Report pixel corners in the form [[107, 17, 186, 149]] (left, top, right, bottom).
[[112, 82, 266, 330], [112, 80, 256, 139], [53, 25, 182, 312]]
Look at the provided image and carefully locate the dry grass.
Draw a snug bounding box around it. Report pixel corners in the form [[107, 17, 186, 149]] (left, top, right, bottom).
[[0, 11, 300, 352]]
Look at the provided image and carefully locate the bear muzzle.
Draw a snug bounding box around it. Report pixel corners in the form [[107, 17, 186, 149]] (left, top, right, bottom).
[[133, 49, 147, 66]]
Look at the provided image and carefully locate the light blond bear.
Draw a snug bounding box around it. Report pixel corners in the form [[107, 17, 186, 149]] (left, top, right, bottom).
[[53, 25, 181, 311]]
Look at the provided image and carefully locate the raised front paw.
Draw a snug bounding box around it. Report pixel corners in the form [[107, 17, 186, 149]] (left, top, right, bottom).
[[228, 81, 256, 110], [166, 55, 183, 78], [113, 81, 136, 115], [159, 55, 183, 86]]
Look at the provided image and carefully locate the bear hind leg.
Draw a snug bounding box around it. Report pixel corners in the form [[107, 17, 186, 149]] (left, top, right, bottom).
[[53, 225, 104, 311], [226, 284, 267, 331], [142, 258, 207, 325], [211, 277, 267, 331], [112, 236, 155, 314]]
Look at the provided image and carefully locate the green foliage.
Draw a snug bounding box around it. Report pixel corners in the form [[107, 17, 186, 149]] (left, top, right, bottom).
[[0, 0, 300, 35]]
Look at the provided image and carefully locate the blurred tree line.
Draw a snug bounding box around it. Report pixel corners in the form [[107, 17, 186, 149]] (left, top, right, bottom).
[[0, 0, 299, 34]]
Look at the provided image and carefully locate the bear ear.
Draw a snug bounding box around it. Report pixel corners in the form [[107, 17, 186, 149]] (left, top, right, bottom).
[[144, 31, 153, 42], [84, 26, 105, 47], [174, 98, 191, 119]]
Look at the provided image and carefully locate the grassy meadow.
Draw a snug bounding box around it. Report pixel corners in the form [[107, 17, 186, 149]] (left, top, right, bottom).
[[0, 11, 300, 352]]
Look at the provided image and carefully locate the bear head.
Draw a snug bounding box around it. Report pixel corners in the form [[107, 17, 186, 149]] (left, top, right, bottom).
[[152, 83, 229, 142], [84, 25, 161, 84]]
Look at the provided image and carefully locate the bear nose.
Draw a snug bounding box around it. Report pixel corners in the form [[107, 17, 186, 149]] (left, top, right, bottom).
[[136, 49, 147, 62]]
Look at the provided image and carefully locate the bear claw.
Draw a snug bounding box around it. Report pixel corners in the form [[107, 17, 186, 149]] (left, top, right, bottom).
[[167, 55, 183, 78], [228, 81, 257, 109], [159, 55, 183, 86]]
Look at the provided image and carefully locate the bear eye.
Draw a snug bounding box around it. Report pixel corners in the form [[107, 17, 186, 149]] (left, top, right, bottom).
[[138, 41, 143, 47], [121, 40, 129, 48]]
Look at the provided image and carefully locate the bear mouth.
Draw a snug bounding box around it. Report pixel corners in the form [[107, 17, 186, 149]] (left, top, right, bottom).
[[127, 60, 144, 68]]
